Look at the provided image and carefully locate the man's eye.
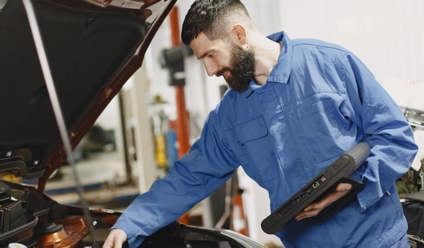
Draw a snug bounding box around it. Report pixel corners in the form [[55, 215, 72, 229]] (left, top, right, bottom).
[[207, 52, 215, 58]]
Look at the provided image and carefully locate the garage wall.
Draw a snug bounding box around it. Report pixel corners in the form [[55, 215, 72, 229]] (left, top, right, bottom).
[[279, 0, 424, 109]]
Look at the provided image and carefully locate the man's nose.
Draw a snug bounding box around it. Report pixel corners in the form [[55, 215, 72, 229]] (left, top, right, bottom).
[[204, 62, 219, 77]]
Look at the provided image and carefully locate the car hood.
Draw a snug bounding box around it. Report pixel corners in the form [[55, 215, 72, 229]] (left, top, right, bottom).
[[0, 0, 176, 190]]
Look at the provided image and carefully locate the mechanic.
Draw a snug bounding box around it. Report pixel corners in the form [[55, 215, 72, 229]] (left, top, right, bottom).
[[104, 0, 418, 247]]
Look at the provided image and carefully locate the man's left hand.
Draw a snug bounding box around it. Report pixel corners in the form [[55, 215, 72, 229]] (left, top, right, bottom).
[[295, 183, 352, 221]]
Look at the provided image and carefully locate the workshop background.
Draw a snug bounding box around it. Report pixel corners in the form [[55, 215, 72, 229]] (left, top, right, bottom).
[[42, 0, 424, 247]]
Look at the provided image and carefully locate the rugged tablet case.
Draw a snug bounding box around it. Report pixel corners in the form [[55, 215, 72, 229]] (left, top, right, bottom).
[[261, 142, 370, 234]]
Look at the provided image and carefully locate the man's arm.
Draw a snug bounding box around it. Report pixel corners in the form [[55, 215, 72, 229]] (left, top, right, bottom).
[[295, 50, 418, 220], [106, 111, 239, 247], [341, 53, 417, 211]]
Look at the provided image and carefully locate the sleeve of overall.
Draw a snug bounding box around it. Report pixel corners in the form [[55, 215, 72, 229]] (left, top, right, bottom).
[[341, 53, 418, 211], [112, 111, 239, 247]]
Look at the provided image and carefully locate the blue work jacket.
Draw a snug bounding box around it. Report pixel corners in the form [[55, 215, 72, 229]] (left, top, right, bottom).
[[113, 32, 418, 248]]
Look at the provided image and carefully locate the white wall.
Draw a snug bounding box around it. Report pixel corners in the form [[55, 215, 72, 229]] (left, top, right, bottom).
[[279, 0, 424, 109]]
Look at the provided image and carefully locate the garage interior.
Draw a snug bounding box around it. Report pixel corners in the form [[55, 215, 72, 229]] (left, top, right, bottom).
[[1, 0, 424, 247]]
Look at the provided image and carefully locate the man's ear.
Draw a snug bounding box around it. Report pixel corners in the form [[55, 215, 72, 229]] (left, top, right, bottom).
[[231, 24, 247, 47]]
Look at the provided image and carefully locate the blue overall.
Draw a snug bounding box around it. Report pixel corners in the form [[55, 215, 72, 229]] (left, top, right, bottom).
[[114, 32, 417, 248]]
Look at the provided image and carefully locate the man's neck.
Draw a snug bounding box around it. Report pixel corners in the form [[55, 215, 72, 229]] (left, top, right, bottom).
[[252, 36, 281, 85]]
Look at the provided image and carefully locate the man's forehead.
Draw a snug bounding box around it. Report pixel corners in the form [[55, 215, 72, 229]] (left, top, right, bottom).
[[190, 32, 227, 58]]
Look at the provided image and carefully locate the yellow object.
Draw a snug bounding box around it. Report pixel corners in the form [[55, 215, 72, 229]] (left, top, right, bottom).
[[0, 173, 22, 183], [155, 135, 168, 169]]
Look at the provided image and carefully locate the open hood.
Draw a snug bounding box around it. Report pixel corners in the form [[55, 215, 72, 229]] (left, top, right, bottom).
[[0, 0, 176, 190]]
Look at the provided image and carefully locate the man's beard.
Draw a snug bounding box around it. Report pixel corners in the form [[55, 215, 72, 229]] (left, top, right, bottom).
[[220, 45, 255, 92]]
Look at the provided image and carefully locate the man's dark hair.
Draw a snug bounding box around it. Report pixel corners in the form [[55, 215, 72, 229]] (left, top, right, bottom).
[[181, 0, 250, 45]]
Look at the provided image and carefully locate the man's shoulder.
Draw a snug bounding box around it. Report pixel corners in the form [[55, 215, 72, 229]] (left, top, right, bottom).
[[289, 37, 357, 70], [292, 38, 351, 56]]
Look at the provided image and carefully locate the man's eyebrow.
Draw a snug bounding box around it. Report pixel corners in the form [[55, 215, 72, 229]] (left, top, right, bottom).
[[196, 53, 205, 59], [197, 49, 213, 59]]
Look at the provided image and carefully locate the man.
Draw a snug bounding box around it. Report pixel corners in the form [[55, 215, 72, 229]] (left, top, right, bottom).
[[104, 0, 418, 247]]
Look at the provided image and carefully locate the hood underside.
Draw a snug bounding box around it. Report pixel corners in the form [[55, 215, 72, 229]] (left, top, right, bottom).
[[0, 0, 175, 188]]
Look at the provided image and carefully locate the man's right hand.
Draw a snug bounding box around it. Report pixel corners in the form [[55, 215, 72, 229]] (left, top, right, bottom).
[[103, 228, 128, 248]]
